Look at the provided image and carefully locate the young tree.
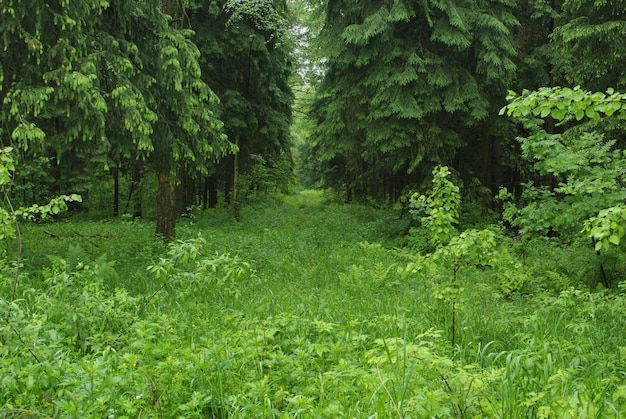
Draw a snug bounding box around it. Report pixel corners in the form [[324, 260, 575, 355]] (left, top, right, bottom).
[[502, 86, 626, 285]]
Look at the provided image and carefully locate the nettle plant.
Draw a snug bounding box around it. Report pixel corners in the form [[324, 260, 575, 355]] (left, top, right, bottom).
[[501, 86, 626, 285]]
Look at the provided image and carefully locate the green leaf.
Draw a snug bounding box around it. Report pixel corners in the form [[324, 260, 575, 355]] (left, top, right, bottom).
[[518, 104, 531, 116], [575, 109, 585, 120], [585, 107, 599, 119], [550, 108, 565, 120], [609, 235, 620, 245]]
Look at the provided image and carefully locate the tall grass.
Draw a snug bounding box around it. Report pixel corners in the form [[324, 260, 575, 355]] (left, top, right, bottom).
[[1, 190, 625, 417]]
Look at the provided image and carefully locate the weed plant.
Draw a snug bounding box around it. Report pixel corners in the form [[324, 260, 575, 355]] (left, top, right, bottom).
[[1, 190, 625, 417]]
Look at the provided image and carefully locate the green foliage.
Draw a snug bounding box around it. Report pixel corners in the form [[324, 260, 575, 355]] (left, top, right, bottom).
[[502, 86, 626, 263], [406, 168, 499, 346], [238, 153, 297, 201], [409, 166, 460, 247], [0, 147, 16, 186], [147, 234, 257, 298], [14, 194, 82, 221], [490, 247, 531, 298], [551, 0, 626, 90], [310, 0, 519, 200], [1, 192, 625, 416], [0, 147, 81, 240], [225, 0, 286, 37], [584, 206, 626, 251], [190, 0, 293, 213], [501, 86, 626, 121], [0, 0, 235, 239]]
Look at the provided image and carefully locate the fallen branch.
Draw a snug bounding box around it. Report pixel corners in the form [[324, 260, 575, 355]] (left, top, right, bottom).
[[44, 230, 60, 239]]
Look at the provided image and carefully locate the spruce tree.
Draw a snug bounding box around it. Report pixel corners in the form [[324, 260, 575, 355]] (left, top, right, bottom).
[[189, 0, 294, 215], [310, 0, 518, 201], [551, 0, 626, 91], [0, 0, 233, 239]]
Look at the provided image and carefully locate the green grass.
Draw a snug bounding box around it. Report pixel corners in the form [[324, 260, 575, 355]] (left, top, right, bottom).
[[1, 191, 625, 417]]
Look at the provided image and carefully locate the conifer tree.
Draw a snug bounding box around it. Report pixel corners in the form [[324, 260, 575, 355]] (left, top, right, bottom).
[[189, 0, 294, 215], [551, 0, 626, 91], [310, 0, 518, 201], [0, 0, 233, 239]]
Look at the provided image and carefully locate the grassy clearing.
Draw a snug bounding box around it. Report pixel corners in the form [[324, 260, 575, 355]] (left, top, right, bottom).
[[1, 191, 625, 417]]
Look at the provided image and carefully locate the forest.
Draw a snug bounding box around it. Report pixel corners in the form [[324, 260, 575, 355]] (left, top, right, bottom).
[[1, 0, 626, 417]]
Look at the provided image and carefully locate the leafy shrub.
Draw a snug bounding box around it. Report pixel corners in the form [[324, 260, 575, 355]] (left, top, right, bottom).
[[148, 234, 257, 299], [409, 165, 460, 247]]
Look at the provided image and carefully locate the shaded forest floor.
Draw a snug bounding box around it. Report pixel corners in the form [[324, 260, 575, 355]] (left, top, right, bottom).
[[2, 190, 626, 417]]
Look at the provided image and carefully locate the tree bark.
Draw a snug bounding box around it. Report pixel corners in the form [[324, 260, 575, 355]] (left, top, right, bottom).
[[124, 161, 143, 218], [156, 171, 177, 240], [132, 162, 142, 218], [231, 135, 240, 219], [112, 165, 119, 217], [205, 175, 218, 209]]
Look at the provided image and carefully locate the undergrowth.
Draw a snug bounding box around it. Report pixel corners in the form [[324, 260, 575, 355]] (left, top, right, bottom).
[[1, 191, 625, 417]]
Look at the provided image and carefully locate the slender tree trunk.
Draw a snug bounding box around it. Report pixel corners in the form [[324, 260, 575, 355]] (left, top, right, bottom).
[[224, 164, 232, 204], [156, 171, 177, 240], [132, 162, 142, 218], [207, 175, 218, 209], [176, 171, 194, 216], [202, 176, 209, 210], [112, 165, 120, 217], [231, 136, 240, 219], [124, 160, 143, 218]]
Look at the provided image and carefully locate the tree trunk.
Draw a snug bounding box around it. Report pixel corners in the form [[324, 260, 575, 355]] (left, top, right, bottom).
[[231, 136, 240, 219], [124, 161, 143, 218], [202, 176, 209, 210], [112, 165, 119, 217], [132, 162, 142, 218], [224, 165, 232, 204], [176, 170, 195, 216], [205, 175, 218, 209], [156, 171, 177, 240]]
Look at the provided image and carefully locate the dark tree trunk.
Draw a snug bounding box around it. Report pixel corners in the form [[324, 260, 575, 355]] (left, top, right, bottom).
[[206, 175, 218, 209], [156, 171, 177, 240], [132, 162, 142, 218], [231, 136, 240, 219], [124, 161, 143, 218], [202, 176, 209, 210], [177, 171, 195, 215], [112, 165, 120, 217]]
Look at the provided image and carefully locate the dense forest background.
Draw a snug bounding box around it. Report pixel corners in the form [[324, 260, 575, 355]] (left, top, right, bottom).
[[2, 0, 626, 417], [2, 0, 626, 239]]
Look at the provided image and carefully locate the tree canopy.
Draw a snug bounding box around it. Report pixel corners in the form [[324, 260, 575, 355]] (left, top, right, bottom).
[[3, 0, 626, 240], [1, 0, 234, 239], [309, 0, 518, 201], [189, 0, 294, 216]]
